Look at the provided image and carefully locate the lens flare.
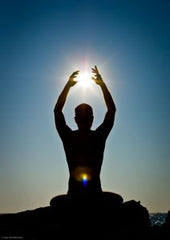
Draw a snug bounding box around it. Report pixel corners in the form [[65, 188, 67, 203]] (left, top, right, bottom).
[[82, 174, 88, 186], [72, 166, 93, 187]]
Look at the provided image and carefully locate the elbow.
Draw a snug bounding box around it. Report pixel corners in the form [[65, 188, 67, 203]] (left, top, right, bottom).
[[54, 106, 57, 113], [54, 104, 61, 114], [107, 108, 116, 117], [113, 103, 116, 113], [54, 106, 63, 118], [109, 104, 116, 114], [54, 107, 57, 115], [54, 103, 57, 113], [54, 101, 63, 114]]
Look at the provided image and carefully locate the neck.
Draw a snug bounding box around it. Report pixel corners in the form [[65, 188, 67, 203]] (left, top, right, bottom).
[[78, 127, 91, 131]]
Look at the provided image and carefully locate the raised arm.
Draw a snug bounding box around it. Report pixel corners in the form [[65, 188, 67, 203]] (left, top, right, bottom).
[[92, 66, 116, 134], [92, 66, 116, 114], [54, 71, 79, 134], [54, 71, 79, 113]]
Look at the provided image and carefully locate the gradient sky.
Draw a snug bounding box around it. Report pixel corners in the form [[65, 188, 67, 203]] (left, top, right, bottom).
[[0, 0, 169, 213]]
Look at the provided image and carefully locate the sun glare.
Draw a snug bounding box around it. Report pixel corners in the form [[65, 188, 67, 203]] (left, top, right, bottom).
[[77, 71, 93, 89]]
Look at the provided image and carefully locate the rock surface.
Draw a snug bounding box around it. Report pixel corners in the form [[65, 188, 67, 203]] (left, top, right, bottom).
[[0, 193, 169, 239]]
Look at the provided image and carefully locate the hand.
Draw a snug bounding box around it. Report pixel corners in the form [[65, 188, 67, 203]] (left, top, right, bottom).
[[91, 66, 104, 85], [67, 70, 79, 87]]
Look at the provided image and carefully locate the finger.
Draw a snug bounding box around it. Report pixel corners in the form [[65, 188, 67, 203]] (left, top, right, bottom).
[[73, 70, 80, 74], [93, 73, 98, 77], [73, 70, 80, 76], [92, 68, 97, 74], [71, 71, 79, 78], [92, 68, 99, 75], [73, 73, 79, 78], [95, 66, 99, 72]]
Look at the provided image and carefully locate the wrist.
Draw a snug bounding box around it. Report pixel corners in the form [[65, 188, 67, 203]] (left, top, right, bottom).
[[99, 81, 105, 87], [66, 80, 72, 87]]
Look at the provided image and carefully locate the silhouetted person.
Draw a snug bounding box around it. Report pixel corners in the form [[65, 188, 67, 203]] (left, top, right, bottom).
[[53, 66, 116, 198]]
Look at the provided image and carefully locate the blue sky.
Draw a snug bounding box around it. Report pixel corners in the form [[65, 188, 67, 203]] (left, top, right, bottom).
[[0, 0, 169, 213]]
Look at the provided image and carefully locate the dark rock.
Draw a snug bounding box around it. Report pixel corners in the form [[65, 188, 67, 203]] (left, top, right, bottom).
[[0, 194, 168, 240], [122, 200, 150, 228], [164, 211, 170, 226]]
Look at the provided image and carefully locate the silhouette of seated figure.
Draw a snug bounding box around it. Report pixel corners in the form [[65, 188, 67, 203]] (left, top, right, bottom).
[[50, 66, 123, 207]]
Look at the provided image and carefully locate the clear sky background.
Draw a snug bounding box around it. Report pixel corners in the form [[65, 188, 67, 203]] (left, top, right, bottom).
[[0, 0, 169, 213]]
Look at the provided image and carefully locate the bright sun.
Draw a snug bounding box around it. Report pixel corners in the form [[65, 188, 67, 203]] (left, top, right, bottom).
[[77, 71, 93, 89]]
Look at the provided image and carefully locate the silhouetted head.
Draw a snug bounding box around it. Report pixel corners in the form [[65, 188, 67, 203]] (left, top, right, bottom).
[[75, 103, 94, 130]]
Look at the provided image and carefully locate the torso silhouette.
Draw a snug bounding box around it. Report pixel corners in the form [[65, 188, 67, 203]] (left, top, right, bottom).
[[55, 111, 114, 196]]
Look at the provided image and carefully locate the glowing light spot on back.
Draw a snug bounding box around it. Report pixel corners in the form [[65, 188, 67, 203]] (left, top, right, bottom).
[[82, 174, 88, 186], [72, 166, 93, 187]]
